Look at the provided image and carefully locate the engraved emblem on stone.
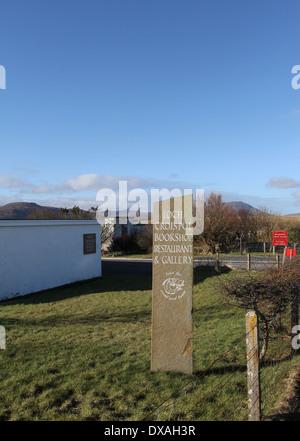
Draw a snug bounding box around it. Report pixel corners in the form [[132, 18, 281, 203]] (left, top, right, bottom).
[[161, 272, 186, 300]]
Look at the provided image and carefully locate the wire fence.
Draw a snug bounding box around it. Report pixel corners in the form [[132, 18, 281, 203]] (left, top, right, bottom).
[[259, 292, 300, 420], [144, 334, 249, 421], [143, 287, 300, 422], [194, 254, 285, 271], [194, 242, 300, 256], [245, 242, 300, 254]]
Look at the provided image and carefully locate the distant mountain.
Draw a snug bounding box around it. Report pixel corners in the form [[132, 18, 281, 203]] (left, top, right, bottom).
[[283, 213, 300, 217], [224, 201, 260, 214], [0, 200, 261, 220], [0, 202, 62, 220]]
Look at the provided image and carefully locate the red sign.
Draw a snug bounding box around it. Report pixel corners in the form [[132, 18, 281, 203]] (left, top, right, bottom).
[[273, 230, 288, 246], [285, 248, 296, 257]]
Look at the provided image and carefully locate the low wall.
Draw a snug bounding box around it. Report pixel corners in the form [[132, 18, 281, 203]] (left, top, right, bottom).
[[0, 220, 101, 301]]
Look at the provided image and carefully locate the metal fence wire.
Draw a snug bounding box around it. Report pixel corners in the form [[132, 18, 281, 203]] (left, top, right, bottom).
[[194, 254, 284, 271], [259, 296, 300, 420], [144, 334, 249, 421], [143, 290, 299, 422]]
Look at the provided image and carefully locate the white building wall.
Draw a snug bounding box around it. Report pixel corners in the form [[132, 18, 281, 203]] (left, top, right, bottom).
[[0, 220, 101, 301]]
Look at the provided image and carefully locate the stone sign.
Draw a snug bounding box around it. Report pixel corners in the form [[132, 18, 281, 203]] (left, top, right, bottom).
[[83, 233, 97, 254], [151, 195, 194, 374]]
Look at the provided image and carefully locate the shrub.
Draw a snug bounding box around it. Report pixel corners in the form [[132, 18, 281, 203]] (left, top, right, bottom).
[[219, 258, 300, 360], [110, 232, 140, 254], [136, 226, 153, 253]]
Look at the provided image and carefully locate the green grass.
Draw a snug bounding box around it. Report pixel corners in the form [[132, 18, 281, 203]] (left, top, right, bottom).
[[0, 268, 298, 421], [103, 253, 152, 259]]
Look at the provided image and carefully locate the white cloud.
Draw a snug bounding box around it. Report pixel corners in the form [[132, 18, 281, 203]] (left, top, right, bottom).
[[1, 172, 200, 198], [2, 171, 300, 214], [292, 191, 300, 205], [32, 184, 53, 194], [267, 177, 300, 189], [55, 174, 144, 193], [31, 196, 100, 210], [60, 174, 107, 192], [54, 174, 200, 194], [0, 175, 33, 190], [0, 195, 25, 206]]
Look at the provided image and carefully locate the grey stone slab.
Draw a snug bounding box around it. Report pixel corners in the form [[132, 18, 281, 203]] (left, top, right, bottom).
[[151, 195, 194, 374]]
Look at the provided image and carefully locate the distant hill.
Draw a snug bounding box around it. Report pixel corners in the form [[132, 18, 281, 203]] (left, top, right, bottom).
[[224, 201, 260, 214], [283, 213, 300, 217], [0, 200, 282, 220], [0, 202, 63, 220]]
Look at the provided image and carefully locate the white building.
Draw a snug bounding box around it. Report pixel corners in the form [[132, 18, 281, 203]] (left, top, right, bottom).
[[101, 213, 151, 251], [0, 220, 101, 301]]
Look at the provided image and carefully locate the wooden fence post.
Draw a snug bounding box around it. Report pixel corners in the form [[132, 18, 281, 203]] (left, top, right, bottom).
[[276, 254, 280, 269], [215, 252, 220, 272], [246, 311, 261, 421], [247, 253, 251, 271], [282, 246, 287, 265]]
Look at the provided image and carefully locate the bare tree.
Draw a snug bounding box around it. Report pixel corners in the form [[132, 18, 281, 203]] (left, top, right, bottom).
[[60, 207, 69, 218], [235, 209, 259, 253], [70, 205, 82, 218], [199, 193, 237, 253], [255, 206, 281, 242]]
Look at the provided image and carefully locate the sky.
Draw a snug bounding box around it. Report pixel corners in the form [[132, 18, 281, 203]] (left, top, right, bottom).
[[0, 0, 300, 214]]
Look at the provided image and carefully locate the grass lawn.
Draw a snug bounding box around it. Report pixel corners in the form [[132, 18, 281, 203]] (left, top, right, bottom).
[[0, 268, 298, 421]]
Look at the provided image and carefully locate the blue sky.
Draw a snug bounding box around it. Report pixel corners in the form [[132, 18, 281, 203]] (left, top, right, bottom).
[[0, 0, 300, 214]]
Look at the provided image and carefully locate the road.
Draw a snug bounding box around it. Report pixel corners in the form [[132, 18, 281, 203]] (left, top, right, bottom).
[[102, 258, 153, 275], [102, 256, 282, 274]]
